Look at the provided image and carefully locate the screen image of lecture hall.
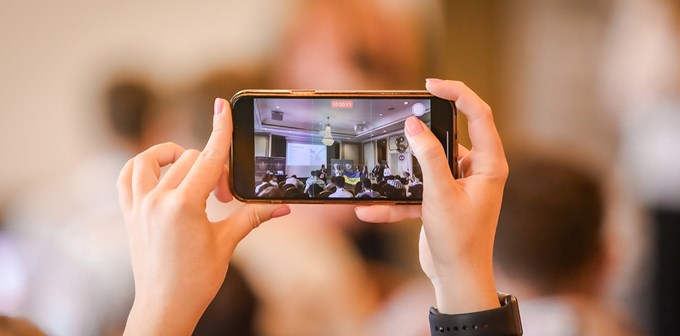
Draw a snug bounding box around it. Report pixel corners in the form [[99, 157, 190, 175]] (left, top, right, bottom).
[[253, 97, 429, 200]]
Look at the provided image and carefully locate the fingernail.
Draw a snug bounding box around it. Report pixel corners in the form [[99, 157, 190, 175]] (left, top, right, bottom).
[[214, 98, 225, 115], [271, 206, 291, 218], [405, 116, 425, 136], [425, 78, 443, 85]]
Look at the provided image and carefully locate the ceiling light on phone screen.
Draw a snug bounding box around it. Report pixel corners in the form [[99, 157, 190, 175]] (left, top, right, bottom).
[[321, 116, 334, 146], [412, 103, 425, 116]]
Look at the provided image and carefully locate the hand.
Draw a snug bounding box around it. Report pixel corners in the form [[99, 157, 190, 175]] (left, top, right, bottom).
[[117, 98, 290, 335], [355, 79, 508, 314]]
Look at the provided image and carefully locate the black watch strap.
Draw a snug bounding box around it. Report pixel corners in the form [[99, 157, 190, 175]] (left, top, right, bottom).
[[429, 292, 522, 336]]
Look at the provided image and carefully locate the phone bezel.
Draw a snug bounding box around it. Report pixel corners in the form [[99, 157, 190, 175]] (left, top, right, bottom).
[[229, 90, 457, 204]]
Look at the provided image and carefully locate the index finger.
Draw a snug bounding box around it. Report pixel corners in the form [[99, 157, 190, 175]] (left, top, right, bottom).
[[180, 98, 232, 198], [426, 79, 506, 174]]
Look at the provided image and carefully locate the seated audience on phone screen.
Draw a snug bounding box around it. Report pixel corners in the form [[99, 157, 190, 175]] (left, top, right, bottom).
[[386, 175, 404, 190], [307, 183, 324, 198], [385, 186, 406, 199], [284, 186, 306, 198], [354, 182, 363, 195], [285, 175, 304, 190], [255, 173, 276, 194], [304, 170, 326, 193], [408, 184, 423, 199], [257, 185, 281, 198], [329, 176, 354, 198], [280, 184, 297, 194], [401, 171, 411, 184], [356, 178, 381, 198], [324, 178, 337, 193], [409, 173, 423, 187]]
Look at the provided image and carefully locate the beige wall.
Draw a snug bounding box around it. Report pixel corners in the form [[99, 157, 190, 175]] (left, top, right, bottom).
[[0, 0, 291, 201], [362, 142, 376, 170], [341, 142, 360, 164]]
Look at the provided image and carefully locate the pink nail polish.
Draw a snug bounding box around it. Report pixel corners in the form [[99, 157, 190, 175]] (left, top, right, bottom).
[[214, 98, 225, 115], [405, 116, 424, 136], [425, 78, 444, 85]]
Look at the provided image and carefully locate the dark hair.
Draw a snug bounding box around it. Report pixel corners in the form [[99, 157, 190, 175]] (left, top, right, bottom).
[[362, 178, 372, 189], [281, 184, 297, 193], [285, 187, 305, 198], [494, 156, 603, 295], [354, 181, 363, 194], [308, 183, 324, 197], [334, 176, 346, 188], [257, 185, 281, 198], [311, 170, 319, 177], [105, 79, 154, 142], [386, 187, 405, 199], [262, 174, 272, 183]]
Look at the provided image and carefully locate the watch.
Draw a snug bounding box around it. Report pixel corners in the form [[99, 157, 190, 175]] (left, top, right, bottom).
[[429, 292, 522, 335]]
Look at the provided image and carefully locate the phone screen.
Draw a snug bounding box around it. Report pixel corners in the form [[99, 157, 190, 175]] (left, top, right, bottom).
[[230, 92, 455, 203]]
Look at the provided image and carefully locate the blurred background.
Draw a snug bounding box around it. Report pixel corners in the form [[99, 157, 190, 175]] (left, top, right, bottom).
[[1, 0, 678, 335]]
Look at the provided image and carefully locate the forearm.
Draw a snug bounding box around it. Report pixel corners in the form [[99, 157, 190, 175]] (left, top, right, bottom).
[[124, 298, 205, 336]]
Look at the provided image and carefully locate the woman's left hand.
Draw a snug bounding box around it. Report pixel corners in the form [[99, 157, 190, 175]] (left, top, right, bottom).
[[117, 98, 290, 335]]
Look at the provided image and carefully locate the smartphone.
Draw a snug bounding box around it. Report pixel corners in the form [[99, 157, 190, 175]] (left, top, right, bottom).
[[230, 90, 457, 204]]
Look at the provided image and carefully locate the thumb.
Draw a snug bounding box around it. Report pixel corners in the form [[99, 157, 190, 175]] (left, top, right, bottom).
[[219, 204, 291, 246], [404, 116, 455, 187]]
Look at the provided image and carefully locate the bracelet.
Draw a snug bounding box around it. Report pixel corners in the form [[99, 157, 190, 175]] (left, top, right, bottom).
[[429, 292, 522, 335]]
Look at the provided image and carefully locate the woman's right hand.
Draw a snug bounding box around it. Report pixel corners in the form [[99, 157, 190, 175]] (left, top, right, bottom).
[[356, 79, 508, 314]]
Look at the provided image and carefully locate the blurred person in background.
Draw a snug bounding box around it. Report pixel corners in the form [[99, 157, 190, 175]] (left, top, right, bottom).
[[2, 74, 167, 335], [266, 0, 439, 90], [493, 153, 640, 336], [599, 0, 680, 334]]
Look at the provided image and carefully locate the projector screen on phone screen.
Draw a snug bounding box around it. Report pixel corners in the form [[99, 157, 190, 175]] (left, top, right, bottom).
[[286, 142, 327, 178]]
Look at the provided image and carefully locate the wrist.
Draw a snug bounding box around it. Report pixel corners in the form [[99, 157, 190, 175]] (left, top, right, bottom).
[[124, 296, 205, 336], [430, 265, 498, 314]]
